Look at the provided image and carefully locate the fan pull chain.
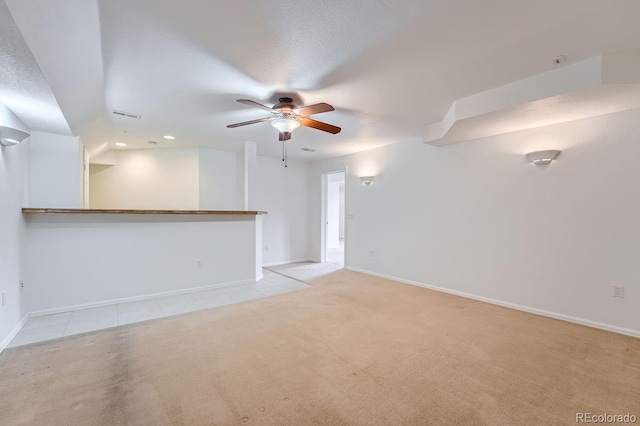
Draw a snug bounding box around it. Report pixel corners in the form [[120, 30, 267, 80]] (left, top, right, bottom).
[[284, 140, 288, 168]]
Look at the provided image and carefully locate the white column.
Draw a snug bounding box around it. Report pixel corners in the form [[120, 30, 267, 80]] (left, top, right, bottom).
[[244, 141, 257, 210], [29, 131, 83, 208], [244, 141, 262, 279], [254, 215, 263, 280]]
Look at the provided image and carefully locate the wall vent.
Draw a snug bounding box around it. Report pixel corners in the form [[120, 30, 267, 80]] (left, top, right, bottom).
[[112, 110, 141, 119], [300, 147, 317, 152]]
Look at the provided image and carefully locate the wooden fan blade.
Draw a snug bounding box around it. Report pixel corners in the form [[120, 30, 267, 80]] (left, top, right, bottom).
[[294, 102, 334, 116], [278, 132, 292, 141], [299, 117, 341, 134], [227, 117, 272, 128], [237, 99, 277, 112]]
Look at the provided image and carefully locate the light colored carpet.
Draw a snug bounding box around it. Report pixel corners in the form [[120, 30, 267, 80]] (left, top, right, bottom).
[[1, 268, 639, 425]]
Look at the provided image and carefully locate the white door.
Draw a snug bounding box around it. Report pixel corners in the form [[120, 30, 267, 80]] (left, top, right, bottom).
[[326, 181, 340, 249], [323, 171, 346, 264]]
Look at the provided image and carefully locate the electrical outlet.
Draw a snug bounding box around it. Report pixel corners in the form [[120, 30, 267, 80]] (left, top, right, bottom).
[[264, 245, 269, 251], [196, 259, 202, 268], [20, 279, 24, 288], [613, 285, 625, 298]]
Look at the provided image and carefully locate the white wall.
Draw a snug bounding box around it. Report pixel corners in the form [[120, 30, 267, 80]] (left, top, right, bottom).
[[90, 148, 200, 209], [257, 156, 309, 265], [0, 137, 29, 348], [90, 147, 241, 210], [90, 148, 309, 266], [199, 148, 237, 209], [309, 108, 640, 335], [24, 214, 259, 313], [29, 131, 82, 208]]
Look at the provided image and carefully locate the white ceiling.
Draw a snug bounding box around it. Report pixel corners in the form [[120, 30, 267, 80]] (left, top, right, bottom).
[[3, 0, 640, 160], [424, 54, 640, 145]]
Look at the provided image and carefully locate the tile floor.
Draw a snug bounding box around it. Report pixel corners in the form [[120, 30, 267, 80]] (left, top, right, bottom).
[[326, 237, 345, 266], [265, 259, 344, 284], [8, 269, 311, 348]]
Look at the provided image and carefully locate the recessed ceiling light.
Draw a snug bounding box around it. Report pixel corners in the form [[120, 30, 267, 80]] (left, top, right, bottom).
[[163, 135, 175, 140], [115, 142, 127, 147]]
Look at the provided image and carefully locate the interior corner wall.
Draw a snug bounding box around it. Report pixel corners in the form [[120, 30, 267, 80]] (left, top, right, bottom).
[[29, 131, 82, 208], [308, 108, 640, 335], [198, 148, 237, 210], [89, 148, 200, 209], [0, 136, 30, 347], [257, 156, 309, 265]]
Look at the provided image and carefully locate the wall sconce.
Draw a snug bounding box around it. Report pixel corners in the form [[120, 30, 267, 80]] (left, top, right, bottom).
[[0, 103, 30, 147], [0, 134, 29, 147], [526, 150, 560, 165], [360, 176, 375, 186]]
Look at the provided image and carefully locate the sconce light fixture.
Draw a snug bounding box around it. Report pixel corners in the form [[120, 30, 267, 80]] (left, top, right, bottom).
[[0, 137, 22, 147], [360, 176, 375, 186], [0, 103, 30, 147], [526, 150, 560, 165]]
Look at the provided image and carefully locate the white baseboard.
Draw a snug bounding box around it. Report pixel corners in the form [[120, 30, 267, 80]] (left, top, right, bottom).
[[263, 258, 315, 267], [345, 266, 640, 339], [0, 314, 29, 354], [29, 278, 257, 318]]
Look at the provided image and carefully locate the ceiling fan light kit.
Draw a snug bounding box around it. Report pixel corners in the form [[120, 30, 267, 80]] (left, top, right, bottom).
[[227, 97, 340, 167], [271, 117, 300, 133]]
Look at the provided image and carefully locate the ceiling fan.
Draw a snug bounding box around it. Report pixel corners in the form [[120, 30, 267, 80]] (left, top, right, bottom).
[[227, 97, 341, 167], [227, 97, 341, 141]]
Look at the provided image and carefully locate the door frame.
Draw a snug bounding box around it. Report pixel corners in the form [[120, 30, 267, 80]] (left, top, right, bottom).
[[320, 169, 347, 264]]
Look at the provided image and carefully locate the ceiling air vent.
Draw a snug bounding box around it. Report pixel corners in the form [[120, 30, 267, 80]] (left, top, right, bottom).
[[300, 147, 317, 152], [112, 110, 141, 119]]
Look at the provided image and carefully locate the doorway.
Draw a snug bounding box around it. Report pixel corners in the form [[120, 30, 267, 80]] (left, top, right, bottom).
[[322, 171, 346, 267]]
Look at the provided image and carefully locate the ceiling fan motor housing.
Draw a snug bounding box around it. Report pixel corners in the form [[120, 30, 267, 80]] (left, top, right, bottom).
[[274, 97, 296, 112]]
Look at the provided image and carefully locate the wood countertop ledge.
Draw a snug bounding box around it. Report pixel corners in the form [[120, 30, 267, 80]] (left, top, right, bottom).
[[22, 208, 268, 215]]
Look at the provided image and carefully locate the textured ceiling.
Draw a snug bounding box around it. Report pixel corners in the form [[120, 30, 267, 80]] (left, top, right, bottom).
[[0, 1, 70, 135], [4, 0, 640, 160]]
